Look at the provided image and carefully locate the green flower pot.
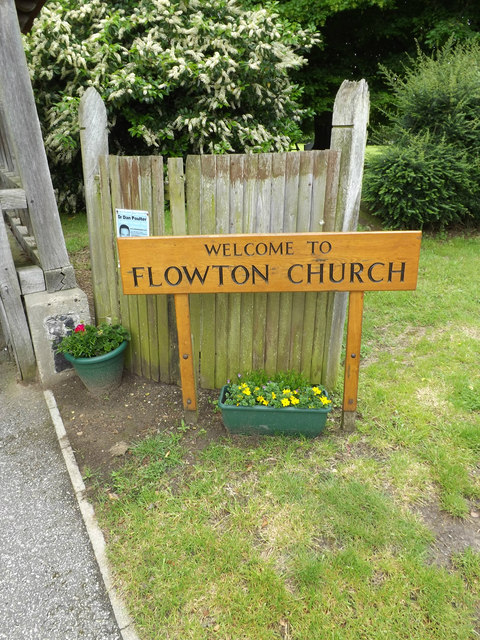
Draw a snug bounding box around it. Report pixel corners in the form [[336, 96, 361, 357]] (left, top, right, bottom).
[[218, 385, 332, 437], [63, 340, 128, 396]]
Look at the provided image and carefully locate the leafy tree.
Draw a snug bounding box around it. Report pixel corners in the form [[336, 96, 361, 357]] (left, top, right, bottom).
[[24, 0, 317, 210], [243, 0, 480, 144]]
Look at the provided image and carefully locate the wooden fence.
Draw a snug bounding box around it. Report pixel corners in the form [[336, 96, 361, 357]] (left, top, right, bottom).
[[79, 81, 369, 390]]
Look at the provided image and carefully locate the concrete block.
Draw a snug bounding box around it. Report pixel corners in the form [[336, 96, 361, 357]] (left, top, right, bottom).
[[17, 265, 45, 295], [24, 288, 91, 386]]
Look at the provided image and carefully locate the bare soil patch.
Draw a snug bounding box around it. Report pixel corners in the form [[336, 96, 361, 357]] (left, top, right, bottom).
[[52, 373, 226, 482]]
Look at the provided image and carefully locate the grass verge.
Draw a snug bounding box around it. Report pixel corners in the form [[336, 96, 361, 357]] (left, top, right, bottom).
[[60, 212, 89, 254], [92, 233, 480, 639]]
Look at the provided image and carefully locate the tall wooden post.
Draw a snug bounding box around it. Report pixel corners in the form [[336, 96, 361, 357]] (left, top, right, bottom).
[[342, 291, 364, 431], [326, 80, 370, 392], [79, 88, 111, 323], [174, 293, 198, 423]]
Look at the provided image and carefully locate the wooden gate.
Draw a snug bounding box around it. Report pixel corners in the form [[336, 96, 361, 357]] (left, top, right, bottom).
[[80, 80, 369, 390]]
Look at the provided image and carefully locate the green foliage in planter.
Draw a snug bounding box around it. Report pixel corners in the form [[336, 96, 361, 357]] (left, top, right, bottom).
[[364, 41, 480, 230], [223, 370, 331, 409], [233, 369, 314, 389], [56, 322, 130, 358], [24, 0, 317, 212], [363, 133, 479, 229]]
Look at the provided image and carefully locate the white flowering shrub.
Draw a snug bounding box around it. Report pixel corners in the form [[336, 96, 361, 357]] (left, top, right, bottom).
[[24, 0, 318, 211]]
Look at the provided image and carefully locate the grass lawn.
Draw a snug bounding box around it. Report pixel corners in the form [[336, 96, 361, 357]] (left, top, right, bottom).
[[60, 212, 90, 254], [85, 231, 480, 639]]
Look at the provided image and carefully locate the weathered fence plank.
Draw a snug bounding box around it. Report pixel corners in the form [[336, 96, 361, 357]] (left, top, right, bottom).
[[79, 88, 111, 324], [238, 153, 258, 374], [227, 155, 245, 376], [169, 157, 187, 235], [214, 155, 230, 387], [150, 156, 171, 381], [185, 155, 202, 383], [264, 154, 285, 372], [97, 155, 120, 324], [198, 155, 217, 388], [325, 79, 370, 388]]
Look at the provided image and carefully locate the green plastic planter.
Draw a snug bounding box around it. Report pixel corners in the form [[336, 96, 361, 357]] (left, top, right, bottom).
[[218, 385, 331, 437], [63, 341, 128, 396]]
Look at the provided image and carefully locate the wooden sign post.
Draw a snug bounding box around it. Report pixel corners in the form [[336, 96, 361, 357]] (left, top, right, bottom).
[[118, 231, 422, 427]]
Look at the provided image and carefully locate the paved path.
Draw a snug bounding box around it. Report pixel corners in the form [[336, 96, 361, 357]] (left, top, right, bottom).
[[0, 357, 123, 640]]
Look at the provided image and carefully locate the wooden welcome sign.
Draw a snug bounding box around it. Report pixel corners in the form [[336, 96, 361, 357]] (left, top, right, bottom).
[[118, 231, 422, 428]]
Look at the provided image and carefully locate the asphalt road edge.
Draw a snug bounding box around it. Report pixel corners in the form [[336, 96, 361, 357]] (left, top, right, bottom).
[[43, 389, 141, 640]]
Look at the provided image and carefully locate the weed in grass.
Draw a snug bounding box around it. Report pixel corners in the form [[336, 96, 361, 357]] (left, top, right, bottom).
[[313, 478, 432, 554], [110, 432, 183, 500], [456, 422, 480, 452], [385, 451, 433, 505], [452, 548, 480, 592], [449, 374, 480, 412], [419, 444, 479, 516], [82, 465, 96, 481]]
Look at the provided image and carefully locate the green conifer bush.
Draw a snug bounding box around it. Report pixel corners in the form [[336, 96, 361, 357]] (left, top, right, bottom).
[[364, 42, 480, 229]]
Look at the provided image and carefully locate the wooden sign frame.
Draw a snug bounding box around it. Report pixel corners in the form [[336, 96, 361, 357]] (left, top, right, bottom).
[[118, 231, 422, 428]]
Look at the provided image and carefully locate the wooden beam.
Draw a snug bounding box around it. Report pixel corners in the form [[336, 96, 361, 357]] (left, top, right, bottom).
[[0, 188, 27, 210], [0, 170, 21, 189], [3, 209, 40, 265], [0, 0, 75, 291], [342, 290, 364, 430], [0, 207, 36, 380]]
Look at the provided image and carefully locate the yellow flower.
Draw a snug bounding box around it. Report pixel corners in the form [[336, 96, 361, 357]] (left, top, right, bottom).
[[271, 392, 276, 399], [242, 387, 251, 395], [290, 396, 300, 405], [312, 386, 321, 395], [282, 388, 291, 395], [281, 398, 290, 407], [262, 399, 269, 406], [257, 395, 265, 404]]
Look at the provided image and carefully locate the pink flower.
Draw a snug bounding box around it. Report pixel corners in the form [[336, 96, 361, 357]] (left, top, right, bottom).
[[74, 324, 86, 333]]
